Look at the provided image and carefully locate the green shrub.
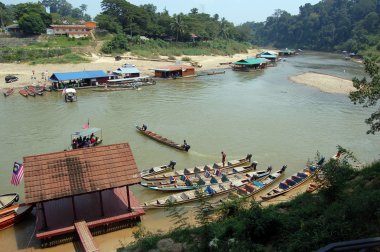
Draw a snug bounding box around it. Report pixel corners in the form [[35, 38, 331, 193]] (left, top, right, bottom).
[[181, 56, 191, 61]]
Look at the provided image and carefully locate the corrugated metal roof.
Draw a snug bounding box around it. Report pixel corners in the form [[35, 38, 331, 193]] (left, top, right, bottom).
[[23, 143, 141, 204], [49, 70, 108, 82], [233, 58, 266, 65]]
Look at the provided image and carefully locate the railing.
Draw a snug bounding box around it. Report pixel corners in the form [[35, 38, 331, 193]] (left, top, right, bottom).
[[317, 237, 380, 252]]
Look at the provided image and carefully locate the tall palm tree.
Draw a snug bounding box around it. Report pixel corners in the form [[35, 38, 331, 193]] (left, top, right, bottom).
[[79, 4, 87, 16], [170, 15, 186, 41], [219, 17, 229, 39]]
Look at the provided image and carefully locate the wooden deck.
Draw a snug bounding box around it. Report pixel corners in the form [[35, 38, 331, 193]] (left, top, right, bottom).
[[36, 188, 144, 241], [75, 221, 99, 252]]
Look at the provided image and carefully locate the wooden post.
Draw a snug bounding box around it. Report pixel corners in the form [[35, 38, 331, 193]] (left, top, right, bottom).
[[126, 186, 131, 212], [71, 196, 77, 222], [40, 202, 48, 230], [99, 190, 104, 217]]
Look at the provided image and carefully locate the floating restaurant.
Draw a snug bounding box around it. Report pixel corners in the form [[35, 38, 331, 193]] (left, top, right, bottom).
[[153, 64, 195, 78], [49, 70, 111, 89], [23, 143, 144, 249], [231, 58, 268, 71]]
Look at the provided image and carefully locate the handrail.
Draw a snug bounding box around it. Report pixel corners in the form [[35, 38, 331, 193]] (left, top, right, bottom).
[[317, 237, 380, 252]]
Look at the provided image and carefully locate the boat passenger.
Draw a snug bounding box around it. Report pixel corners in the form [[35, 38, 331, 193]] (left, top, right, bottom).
[[142, 124, 147, 131]]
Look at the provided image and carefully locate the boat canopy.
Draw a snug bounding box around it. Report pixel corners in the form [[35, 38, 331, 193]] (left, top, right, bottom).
[[65, 88, 76, 93], [72, 127, 102, 137]]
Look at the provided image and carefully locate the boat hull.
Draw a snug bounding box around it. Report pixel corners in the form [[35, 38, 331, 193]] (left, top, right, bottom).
[[0, 193, 19, 210], [136, 126, 189, 152], [0, 204, 33, 230]]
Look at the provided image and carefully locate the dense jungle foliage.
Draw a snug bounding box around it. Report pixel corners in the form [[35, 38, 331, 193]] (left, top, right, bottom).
[[247, 0, 380, 58], [120, 154, 380, 252]]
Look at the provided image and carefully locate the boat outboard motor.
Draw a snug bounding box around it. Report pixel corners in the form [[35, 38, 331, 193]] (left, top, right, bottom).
[[246, 154, 253, 162], [168, 160, 176, 169], [281, 165, 287, 173], [184, 144, 190, 152], [251, 161, 258, 170]]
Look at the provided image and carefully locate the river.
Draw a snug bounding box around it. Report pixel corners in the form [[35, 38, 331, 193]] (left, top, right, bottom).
[[0, 51, 379, 251]]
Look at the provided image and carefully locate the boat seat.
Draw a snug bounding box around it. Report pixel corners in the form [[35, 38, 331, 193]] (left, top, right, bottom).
[[184, 168, 193, 175], [228, 160, 239, 166], [194, 166, 204, 173], [213, 163, 222, 168], [204, 165, 213, 171], [245, 183, 255, 192], [157, 199, 166, 205], [180, 193, 190, 200]]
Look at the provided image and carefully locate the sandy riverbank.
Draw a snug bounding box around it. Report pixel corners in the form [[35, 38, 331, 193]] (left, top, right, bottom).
[[0, 49, 262, 90], [289, 72, 356, 95]]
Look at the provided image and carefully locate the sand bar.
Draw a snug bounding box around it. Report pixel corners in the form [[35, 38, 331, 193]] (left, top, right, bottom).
[[290, 72, 355, 94]]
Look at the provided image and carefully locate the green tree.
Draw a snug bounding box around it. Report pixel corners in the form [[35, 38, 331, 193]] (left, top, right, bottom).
[[79, 4, 87, 15], [350, 57, 380, 134], [170, 14, 186, 41], [19, 13, 46, 34]]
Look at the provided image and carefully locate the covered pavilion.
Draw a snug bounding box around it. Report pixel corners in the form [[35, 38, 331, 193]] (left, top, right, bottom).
[[23, 143, 144, 249]]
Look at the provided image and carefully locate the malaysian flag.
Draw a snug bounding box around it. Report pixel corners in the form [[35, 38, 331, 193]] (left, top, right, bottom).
[[82, 119, 90, 129], [11, 162, 24, 186]]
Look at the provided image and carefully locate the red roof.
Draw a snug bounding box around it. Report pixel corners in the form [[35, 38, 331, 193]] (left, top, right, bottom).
[[50, 25, 87, 29], [23, 143, 140, 204]]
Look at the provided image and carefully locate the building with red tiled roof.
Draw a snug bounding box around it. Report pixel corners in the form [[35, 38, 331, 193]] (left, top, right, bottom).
[[23, 143, 144, 247], [154, 64, 195, 78], [48, 22, 96, 38]]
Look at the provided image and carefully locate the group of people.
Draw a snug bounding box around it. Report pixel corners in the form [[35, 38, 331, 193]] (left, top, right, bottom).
[[71, 133, 98, 149]]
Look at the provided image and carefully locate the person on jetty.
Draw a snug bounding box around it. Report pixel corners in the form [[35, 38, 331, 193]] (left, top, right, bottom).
[[221, 151, 226, 167]]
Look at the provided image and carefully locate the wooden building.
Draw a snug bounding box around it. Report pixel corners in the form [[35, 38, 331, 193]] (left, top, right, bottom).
[[23, 143, 144, 248], [154, 65, 195, 78], [49, 22, 96, 38], [231, 58, 268, 71]]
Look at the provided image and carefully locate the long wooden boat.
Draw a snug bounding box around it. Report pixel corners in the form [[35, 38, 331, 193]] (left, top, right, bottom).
[[141, 164, 264, 192], [27, 86, 43, 96], [260, 157, 325, 201], [142, 174, 253, 209], [136, 125, 190, 152], [19, 89, 28, 97], [141, 154, 252, 181], [3, 88, 14, 97], [140, 161, 177, 178], [25, 88, 36, 97], [0, 193, 19, 210], [0, 204, 33, 230], [210, 167, 287, 207]]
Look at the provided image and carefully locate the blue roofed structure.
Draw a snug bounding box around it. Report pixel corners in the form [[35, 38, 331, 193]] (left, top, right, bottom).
[[49, 70, 111, 89], [49, 70, 109, 82]]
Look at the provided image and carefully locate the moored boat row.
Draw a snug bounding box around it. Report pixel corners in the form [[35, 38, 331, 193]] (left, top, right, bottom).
[[141, 154, 252, 181], [260, 157, 325, 201], [140, 163, 262, 192]]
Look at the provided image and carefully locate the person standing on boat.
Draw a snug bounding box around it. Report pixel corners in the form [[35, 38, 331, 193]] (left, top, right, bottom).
[[142, 124, 147, 131], [221, 151, 226, 167]]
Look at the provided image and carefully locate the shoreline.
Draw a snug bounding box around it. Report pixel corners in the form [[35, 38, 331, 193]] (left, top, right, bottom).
[[289, 72, 356, 95], [0, 49, 261, 90]]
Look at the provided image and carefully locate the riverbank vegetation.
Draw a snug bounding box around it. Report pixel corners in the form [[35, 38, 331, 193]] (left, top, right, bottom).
[[247, 0, 380, 60], [120, 153, 380, 251], [0, 36, 91, 63]]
